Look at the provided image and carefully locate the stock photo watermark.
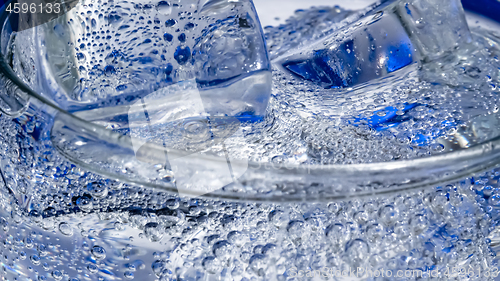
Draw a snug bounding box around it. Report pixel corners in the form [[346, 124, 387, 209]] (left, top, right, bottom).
[[287, 266, 500, 279]]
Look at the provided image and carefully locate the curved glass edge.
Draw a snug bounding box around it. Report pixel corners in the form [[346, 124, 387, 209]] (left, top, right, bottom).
[[0, 0, 499, 202], [51, 106, 500, 202]]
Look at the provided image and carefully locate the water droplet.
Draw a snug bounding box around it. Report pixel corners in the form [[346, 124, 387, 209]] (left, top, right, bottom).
[[88, 181, 109, 198], [345, 239, 370, 267], [152, 260, 165, 277], [202, 256, 221, 274], [366, 223, 384, 242], [114, 222, 124, 231], [0, 217, 8, 232], [165, 19, 176, 27], [52, 270, 63, 280], [249, 254, 267, 276], [415, 18, 426, 28], [29, 210, 42, 224], [30, 254, 41, 265], [91, 245, 106, 260], [184, 22, 195, 30], [271, 155, 285, 164], [59, 222, 73, 236], [144, 222, 163, 242], [163, 33, 174, 42], [174, 46, 191, 65], [326, 223, 350, 250], [178, 33, 186, 42], [104, 65, 116, 76], [116, 84, 128, 91], [124, 271, 134, 279], [87, 263, 98, 273], [227, 231, 248, 247], [268, 210, 288, 228], [213, 240, 231, 259], [76, 194, 93, 212], [156, 1, 172, 15], [379, 205, 398, 226], [76, 52, 86, 61], [25, 237, 34, 248], [490, 194, 500, 206]]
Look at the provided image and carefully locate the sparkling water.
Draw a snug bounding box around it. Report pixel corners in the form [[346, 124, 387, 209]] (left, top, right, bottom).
[[2, 0, 500, 280]]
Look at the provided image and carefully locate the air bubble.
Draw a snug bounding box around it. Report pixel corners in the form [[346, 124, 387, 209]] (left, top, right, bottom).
[[52, 270, 63, 280], [144, 222, 164, 242], [87, 264, 98, 273], [91, 245, 106, 260], [156, 1, 172, 15], [59, 222, 73, 236], [202, 256, 221, 274]]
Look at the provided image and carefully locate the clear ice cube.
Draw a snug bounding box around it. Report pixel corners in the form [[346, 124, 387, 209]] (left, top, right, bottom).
[[33, 0, 271, 120], [19, 0, 272, 195], [274, 0, 471, 88]]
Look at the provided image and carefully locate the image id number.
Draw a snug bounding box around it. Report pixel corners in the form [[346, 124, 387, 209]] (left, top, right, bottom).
[[6, 3, 61, 14]]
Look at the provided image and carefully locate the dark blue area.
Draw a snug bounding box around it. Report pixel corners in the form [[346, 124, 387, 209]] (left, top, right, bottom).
[[178, 33, 186, 43], [104, 65, 116, 75], [353, 103, 420, 131], [352, 103, 457, 147], [283, 49, 348, 89], [462, 0, 500, 23], [165, 19, 176, 27], [196, 75, 245, 88], [115, 84, 127, 91], [185, 22, 195, 30], [163, 33, 173, 42], [173, 46, 191, 65], [133, 56, 153, 64], [386, 43, 413, 73], [405, 3, 412, 16], [234, 111, 264, 123]]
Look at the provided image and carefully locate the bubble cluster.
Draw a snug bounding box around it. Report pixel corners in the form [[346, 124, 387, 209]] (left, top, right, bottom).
[[0, 154, 497, 281]]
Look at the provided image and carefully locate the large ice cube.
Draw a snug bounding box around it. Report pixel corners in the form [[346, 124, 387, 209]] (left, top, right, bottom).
[[33, 0, 271, 120], [10, 0, 272, 196], [274, 0, 471, 88]]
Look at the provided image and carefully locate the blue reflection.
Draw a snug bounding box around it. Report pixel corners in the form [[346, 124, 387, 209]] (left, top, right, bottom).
[[353, 103, 419, 131], [462, 0, 500, 23], [386, 43, 413, 73], [283, 41, 356, 89], [282, 39, 414, 89]]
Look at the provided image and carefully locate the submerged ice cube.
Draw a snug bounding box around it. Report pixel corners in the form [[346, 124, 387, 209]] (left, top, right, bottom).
[[275, 0, 471, 88], [21, 0, 272, 195], [35, 0, 271, 120]]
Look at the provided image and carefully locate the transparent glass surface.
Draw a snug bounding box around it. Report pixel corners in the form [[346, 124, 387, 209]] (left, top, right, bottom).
[[1, 0, 500, 280]]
